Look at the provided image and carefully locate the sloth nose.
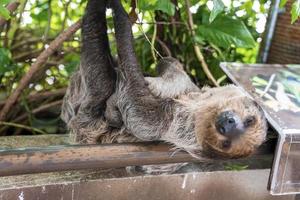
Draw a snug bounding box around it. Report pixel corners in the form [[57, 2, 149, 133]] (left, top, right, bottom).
[[215, 111, 244, 138]]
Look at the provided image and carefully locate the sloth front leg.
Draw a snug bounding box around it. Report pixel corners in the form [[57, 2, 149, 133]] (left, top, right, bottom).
[[110, 0, 178, 141], [145, 58, 200, 98]]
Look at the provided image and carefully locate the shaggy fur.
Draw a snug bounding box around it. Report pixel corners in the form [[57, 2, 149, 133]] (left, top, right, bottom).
[[61, 0, 267, 159]]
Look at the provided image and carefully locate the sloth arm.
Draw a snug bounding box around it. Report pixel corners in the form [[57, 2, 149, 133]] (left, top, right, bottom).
[[110, 0, 178, 141], [105, 58, 200, 128], [145, 58, 200, 98], [78, 0, 116, 118]]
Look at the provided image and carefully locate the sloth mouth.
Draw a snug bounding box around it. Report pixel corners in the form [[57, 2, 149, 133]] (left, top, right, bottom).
[[202, 141, 232, 159]]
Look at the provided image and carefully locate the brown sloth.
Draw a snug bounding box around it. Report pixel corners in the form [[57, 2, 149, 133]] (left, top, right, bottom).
[[61, 0, 267, 159]]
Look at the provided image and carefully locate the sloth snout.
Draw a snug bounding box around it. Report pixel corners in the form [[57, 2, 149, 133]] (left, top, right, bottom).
[[215, 111, 244, 138]]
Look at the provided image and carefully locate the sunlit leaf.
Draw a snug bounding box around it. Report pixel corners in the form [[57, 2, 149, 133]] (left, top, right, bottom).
[[137, 0, 156, 11], [291, 0, 300, 23], [155, 0, 175, 16], [197, 16, 256, 48], [30, 9, 48, 22], [209, 0, 224, 23], [0, 0, 12, 6], [137, 0, 175, 16], [241, 0, 253, 14], [279, 0, 288, 8], [0, 4, 10, 20]]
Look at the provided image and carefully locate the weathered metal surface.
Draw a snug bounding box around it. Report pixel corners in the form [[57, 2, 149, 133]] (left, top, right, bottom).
[[0, 143, 199, 176], [0, 139, 275, 177], [270, 134, 300, 195], [0, 169, 295, 200]]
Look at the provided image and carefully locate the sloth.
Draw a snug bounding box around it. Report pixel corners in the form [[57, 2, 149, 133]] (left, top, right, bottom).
[[61, 0, 267, 159]]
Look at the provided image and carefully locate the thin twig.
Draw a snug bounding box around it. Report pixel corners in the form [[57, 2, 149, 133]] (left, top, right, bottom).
[[13, 49, 42, 61], [0, 20, 81, 122], [27, 88, 66, 102], [151, 16, 158, 63], [0, 88, 66, 107], [185, 0, 219, 87], [136, 16, 163, 59], [138, 20, 163, 58], [0, 1, 20, 27], [61, 0, 71, 32], [135, 21, 187, 26], [0, 121, 47, 135], [217, 75, 227, 85], [11, 37, 53, 50], [43, 0, 52, 41], [14, 100, 63, 123]]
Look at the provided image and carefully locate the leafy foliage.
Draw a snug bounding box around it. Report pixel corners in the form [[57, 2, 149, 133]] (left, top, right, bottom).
[[0, 0, 11, 20], [280, 0, 300, 23], [291, 0, 300, 23], [209, 0, 225, 23], [197, 16, 256, 48], [138, 0, 175, 16]]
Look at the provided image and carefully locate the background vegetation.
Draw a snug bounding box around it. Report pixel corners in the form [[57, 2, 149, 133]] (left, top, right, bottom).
[[0, 0, 298, 135]]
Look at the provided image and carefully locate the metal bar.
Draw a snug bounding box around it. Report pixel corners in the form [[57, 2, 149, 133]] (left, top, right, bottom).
[[0, 141, 275, 177], [259, 0, 281, 63], [0, 143, 197, 176]]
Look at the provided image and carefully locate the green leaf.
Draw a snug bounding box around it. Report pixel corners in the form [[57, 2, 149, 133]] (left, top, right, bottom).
[[194, 35, 205, 45], [30, 9, 48, 22], [137, 0, 175, 16], [0, 48, 15, 75], [155, 0, 175, 16], [0, 4, 10, 20], [241, 0, 253, 14], [197, 16, 256, 48], [291, 0, 300, 23], [137, 0, 156, 11], [225, 164, 249, 171], [0, 0, 11, 5], [279, 0, 288, 8], [209, 0, 224, 23]]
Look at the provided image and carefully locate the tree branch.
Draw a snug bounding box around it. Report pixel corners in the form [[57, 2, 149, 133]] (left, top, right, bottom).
[[0, 121, 47, 135], [14, 100, 63, 123], [0, 88, 66, 108], [184, 0, 219, 87], [0, 1, 20, 27], [0, 20, 81, 123]]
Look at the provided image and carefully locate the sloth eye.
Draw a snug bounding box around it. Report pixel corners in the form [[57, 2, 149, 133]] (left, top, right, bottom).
[[244, 116, 256, 127], [222, 140, 231, 149]]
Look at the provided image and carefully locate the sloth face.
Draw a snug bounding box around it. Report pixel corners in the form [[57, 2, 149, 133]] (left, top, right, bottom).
[[194, 86, 267, 158]]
